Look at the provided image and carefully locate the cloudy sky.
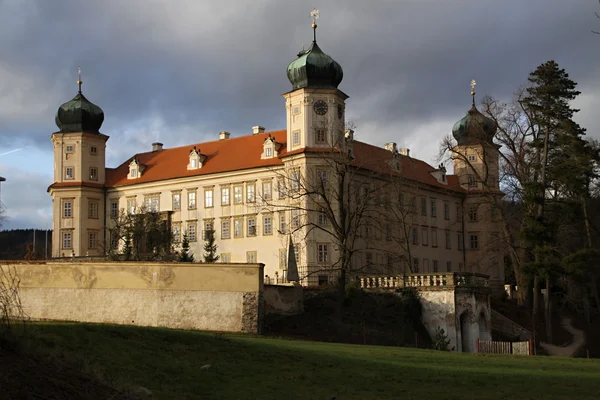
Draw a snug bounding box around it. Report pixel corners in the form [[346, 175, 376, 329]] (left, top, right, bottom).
[[0, 0, 599, 230]]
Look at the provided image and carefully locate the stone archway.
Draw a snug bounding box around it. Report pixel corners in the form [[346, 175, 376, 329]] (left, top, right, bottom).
[[478, 311, 491, 342], [460, 311, 472, 352]]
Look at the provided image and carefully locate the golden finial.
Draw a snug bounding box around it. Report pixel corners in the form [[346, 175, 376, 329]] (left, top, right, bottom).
[[77, 67, 83, 94], [470, 79, 476, 105], [310, 8, 320, 42]]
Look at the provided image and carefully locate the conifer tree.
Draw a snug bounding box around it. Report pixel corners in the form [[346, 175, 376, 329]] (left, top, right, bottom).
[[179, 232, 194, 262], [203, 230, 219, 263]]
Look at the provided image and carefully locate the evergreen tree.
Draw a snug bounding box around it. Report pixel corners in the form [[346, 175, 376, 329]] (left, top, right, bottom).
[[179, 232, 194, 262], [203, 230, 219, 263]]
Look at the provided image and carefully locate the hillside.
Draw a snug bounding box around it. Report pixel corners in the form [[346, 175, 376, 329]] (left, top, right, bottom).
[[8, 322, 600, 400], [0, 229, 52, 260]]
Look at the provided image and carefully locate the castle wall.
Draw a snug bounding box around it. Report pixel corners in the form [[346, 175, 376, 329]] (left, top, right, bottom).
[[1, 261, 264, 333]]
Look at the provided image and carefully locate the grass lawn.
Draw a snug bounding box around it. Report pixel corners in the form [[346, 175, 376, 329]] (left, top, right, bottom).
[[24, 322, 600, 400]]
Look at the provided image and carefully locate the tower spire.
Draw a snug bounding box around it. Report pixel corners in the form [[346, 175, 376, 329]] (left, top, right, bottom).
[[470, 79, 476, 106], [77, 67, 83, 94], [310, 8, 320, 42]]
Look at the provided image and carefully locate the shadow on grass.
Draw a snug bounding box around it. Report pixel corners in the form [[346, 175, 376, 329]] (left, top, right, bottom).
[[28, 322, 600, 400]]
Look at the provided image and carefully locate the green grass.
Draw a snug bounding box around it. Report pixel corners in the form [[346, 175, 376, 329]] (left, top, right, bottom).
[[24, 322, 600, 400]]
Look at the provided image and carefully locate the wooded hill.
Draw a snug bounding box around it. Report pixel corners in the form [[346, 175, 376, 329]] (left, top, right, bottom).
[[0, 229, 52, 260]]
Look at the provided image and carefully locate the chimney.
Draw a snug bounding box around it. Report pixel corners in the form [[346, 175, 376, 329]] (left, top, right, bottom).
[[219, 131, 230, 140], [399, 148, 410, 157], [384, 142, 397, 153], [152, 142, 163, 152], [252, 126, 265, 134]]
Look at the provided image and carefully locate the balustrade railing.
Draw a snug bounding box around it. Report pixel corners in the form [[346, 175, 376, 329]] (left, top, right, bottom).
[[358, 272, 489, 290]]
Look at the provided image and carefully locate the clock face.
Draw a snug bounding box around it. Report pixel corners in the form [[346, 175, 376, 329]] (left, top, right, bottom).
[[313, 100, 328, 115], [337, 104, 344, 119]]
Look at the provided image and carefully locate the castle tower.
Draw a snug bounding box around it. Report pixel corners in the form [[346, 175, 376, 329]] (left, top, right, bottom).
[[49, 70, 108, 257], [451, 80, 505, 294], [283, 9, 348, 152]]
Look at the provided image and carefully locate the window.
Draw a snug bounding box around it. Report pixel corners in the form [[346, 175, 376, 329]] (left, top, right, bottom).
[[278, 179, 286, 199], [172, 193, 181, 211], [263, 181, 272, 201], [187, 222, 197, 242], [88, 231, 98, 249], [279, 213, 287, 233], [293, 106, 300, 114], [317, 207, 328, 226], [110, 199, 118, 219], [291, 209, 300, 229], [130, 168, 138, 178], [89, 167, 98, 181], [247, 217, 256, 236], [88, 200, 99, 219], [421, 198, 427, 216], [410, 197, 417, 213], [315, 128, 326, 144], [365, 252, 373, 266], [317, 169, 328, 189], [247, 184, 256, 203], [445, 231, 451, 249], [413, 258, 419, 273], [203, 221, 214, 240], [444, 202, 450, 220], [263, 215, 272, 235], [318, 275, 329, 286], [317, 243, 329, 264], [234, 218, 243, 238], [63, 200, 73, 218], [65, 145, 74, 152], [247, 251, 257, 263], [446, 261, 452, 272], [468, 206, 478, 221], [265, 147, 273, 158], [423, 259, 429, 272], [190, 159, 198, 169], [468, 175, 477, 188], [292, 130, 300, 146], [234, 185, 243, 204], [221, 219, 231, 239], [412, 226, 419, 245], [421, 227, 428, 246], [90, 146, 97, 155], [279, 249, 287, 269], [431, 229, 438, 247], [433, 260, 439, 273], [470, 235, 479, 249], [294, 247, 300, 264], [145, 195, 160, 212], [65, 167, 74, 180], [458, 233, 463, 250], [62, 231, 72, 249], [468, 154, 476, 162], [430, 199, 437, 217], [188, 191, 197, 209], [221, 187, 230, 205], [127, 199, 136, 214], [204, 189, 213, 208], [221, 253, 231, 263], [290, 170, 300, 192], [456, 204, 462, 222], [172, 223, 181, 243]]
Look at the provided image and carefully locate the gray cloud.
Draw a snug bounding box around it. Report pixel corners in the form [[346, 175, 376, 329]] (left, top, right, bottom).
[[1, 0, 600, 228]]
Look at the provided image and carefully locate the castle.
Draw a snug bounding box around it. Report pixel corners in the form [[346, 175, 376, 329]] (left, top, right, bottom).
[[48, 16, 505, 291]]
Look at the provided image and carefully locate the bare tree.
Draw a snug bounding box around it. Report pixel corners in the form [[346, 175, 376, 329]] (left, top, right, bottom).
[[105, 205, 176, 261]]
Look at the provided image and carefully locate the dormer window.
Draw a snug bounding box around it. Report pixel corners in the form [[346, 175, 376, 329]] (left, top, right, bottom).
[[128, 157, 145, 180], [187, 146, 207, 170], [262, 134, 279, 159]]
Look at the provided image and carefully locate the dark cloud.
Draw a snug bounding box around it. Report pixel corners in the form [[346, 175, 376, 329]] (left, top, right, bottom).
[[1, 0, 599, 228]]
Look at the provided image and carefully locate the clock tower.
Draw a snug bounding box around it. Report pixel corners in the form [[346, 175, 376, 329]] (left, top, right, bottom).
[[283, 9, 348, 152]]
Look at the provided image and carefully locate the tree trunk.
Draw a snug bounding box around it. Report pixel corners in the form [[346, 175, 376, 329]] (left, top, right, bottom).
[[545, 275, 552, 343]]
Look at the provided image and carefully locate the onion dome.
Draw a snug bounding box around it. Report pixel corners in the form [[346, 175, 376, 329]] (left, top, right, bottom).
[[286, 11, 343, 90], [452, 81, 496, 145], [55, 71, 104, 134]]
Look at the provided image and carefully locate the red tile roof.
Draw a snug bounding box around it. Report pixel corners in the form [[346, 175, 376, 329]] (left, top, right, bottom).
[[47, 181, 105, 192], [101, 130, 463, 193]]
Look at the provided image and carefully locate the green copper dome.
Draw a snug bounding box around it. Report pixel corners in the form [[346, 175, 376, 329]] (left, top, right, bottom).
[[55, 91, 104, 134], [452, 104, 496, 146], [287, 41, 343, 90]]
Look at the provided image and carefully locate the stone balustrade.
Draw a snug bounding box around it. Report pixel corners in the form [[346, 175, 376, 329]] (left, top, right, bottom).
[[358, 272, 489, 290]]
